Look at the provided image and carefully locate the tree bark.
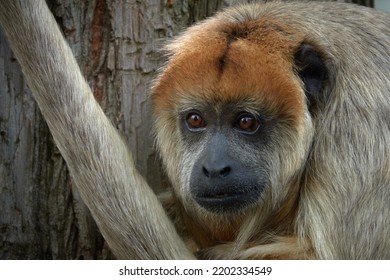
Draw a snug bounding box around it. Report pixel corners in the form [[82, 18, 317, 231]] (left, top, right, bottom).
[[0, 0, 372, 259]]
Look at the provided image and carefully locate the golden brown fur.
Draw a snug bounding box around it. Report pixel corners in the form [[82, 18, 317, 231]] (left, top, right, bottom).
[[1, 0, 390, 259]]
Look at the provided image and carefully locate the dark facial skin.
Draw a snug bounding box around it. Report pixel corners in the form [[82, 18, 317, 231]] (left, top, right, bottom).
[[180, 103, 273, 214]]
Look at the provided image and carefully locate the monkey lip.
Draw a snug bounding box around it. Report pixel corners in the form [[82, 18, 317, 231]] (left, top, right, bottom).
[[192, 187, 261, 213]]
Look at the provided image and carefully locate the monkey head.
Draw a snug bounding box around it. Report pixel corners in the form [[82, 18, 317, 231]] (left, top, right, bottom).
[[152, 9, 328, 227]]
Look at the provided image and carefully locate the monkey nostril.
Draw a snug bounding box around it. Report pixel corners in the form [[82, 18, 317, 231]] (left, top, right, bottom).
[[220, 166, 231, 177], [202, 166, 210, 177], [202, 165, 231, 178]]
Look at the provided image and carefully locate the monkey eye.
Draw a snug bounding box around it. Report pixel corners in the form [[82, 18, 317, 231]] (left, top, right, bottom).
[[235, 113, 260, 134], [185, 111, 207, 131]]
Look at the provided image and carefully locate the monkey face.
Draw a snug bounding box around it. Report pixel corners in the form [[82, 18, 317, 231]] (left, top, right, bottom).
[[181, 104, 272, 214], [152, 15, 327, 219], [154, 91, 314, 218], [177, 97, 313, 216]]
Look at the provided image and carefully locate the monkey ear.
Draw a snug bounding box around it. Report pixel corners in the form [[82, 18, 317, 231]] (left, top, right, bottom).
[[294, 44, 328, 112]]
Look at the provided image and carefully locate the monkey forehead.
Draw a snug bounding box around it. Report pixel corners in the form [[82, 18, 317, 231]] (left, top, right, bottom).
[[152, 15, 306, 120]]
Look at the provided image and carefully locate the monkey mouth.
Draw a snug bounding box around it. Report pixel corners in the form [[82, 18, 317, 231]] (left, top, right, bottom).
[[192, 186, 262, 214]]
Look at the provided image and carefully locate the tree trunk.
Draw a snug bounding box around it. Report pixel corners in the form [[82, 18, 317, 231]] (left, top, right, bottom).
[[0, 0, 372, 259]]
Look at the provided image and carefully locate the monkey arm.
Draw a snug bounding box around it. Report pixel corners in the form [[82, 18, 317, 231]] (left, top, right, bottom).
[[0, 0, 194, 259]]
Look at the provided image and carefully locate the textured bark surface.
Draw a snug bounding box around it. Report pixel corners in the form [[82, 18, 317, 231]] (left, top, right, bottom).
[[0, 0, 372, 259]]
